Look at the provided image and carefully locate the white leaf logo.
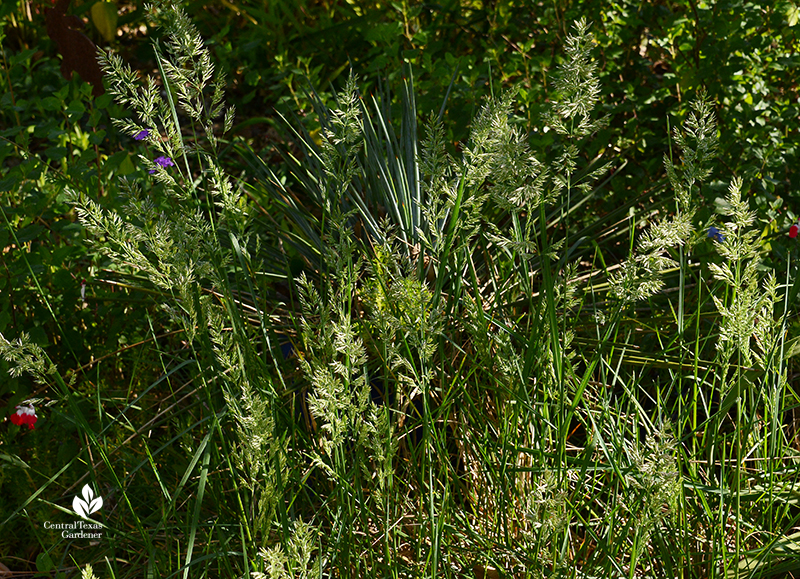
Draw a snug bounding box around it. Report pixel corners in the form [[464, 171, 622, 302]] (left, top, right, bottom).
[[72, 484, 103, 519]]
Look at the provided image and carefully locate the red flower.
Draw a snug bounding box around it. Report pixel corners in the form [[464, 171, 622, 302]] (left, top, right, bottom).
[[10, 405, 37, 430], [791, 223, 799, 239]]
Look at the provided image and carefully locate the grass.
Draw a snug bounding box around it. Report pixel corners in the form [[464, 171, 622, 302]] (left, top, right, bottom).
[[2, 4, 800, 578]]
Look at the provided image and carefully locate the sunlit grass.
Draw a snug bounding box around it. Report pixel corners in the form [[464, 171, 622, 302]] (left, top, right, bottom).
[[1, 3, 799, 578]]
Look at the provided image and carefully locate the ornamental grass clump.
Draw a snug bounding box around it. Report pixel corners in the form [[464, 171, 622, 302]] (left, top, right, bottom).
[[2, 5, 799, 578]]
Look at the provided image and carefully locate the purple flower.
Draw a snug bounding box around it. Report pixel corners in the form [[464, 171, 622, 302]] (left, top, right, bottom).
[[134, 129, 151, 141], [707, 226, 724, 243], [149, 156, 174, 174]]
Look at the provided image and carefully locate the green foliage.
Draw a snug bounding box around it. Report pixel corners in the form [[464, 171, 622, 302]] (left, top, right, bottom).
[[2, 1, 800, 578]]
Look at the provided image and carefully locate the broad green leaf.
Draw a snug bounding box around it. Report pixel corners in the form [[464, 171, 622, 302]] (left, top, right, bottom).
[[789, 3, 800, 26], [91, 2, 118, 42], [118, 153, 135, 175], [36, 552, 54, 573]]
